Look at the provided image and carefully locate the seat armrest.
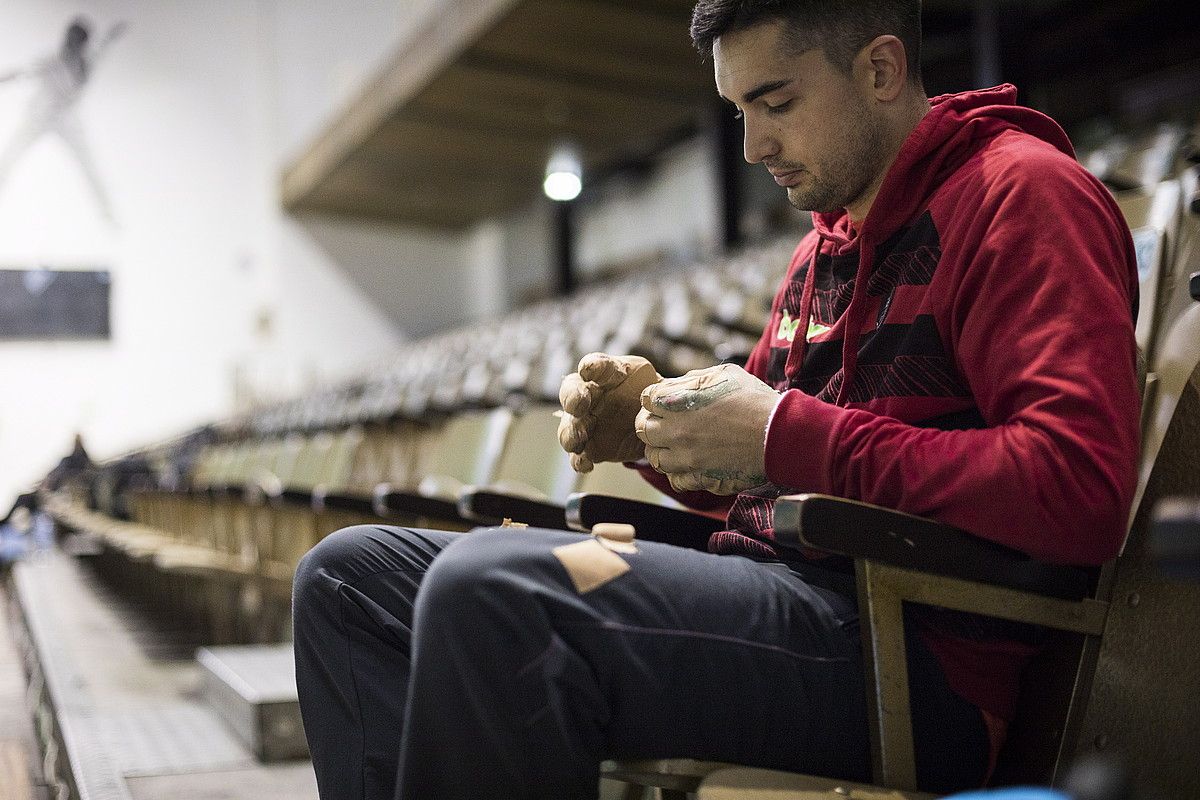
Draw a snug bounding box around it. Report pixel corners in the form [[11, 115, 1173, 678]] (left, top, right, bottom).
[[372, 483, 463, 522], [458, 489, 568, 529], [774, 494, 1091, 600], [565, 493, 723, 551], [276, 487, 317, 508], [311, 489, 375, 517]]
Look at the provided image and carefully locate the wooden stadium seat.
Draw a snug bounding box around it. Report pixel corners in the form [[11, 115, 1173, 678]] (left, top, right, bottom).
[[311, 408, 514, 535], [1114, 175, 1187, 364], [376, 407, 513, 525], [601, 191, 1200, 798], [457, 404, 580, 528], [459, 409, 697, 532]]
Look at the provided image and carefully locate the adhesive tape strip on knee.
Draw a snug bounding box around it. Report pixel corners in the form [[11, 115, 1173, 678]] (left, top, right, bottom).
[[591, 522, 637, 554], [552, 539, 631, 594], [591, 522, 635, 543]]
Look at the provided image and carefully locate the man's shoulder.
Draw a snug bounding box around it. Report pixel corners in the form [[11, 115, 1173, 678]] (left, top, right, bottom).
[[936, 128, 1107, 221], [974, 128, 1095, 192]]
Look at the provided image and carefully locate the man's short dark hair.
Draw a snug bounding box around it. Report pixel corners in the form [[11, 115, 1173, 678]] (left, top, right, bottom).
[[691, 0, 923, 84]]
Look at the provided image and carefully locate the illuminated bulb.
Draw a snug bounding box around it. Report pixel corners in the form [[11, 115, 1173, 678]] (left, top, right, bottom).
[[543, 171, 582, 201], [544, 143, 582, 201]]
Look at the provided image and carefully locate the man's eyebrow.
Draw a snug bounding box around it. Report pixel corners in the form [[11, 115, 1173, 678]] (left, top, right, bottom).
[[741, 79, 793, 105]]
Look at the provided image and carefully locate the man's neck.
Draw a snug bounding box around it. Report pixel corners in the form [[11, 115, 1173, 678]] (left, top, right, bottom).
[[846, 95, 930, 226]]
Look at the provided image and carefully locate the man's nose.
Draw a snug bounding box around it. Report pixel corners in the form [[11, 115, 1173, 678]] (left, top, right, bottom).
[[742, 119, 778, 165]]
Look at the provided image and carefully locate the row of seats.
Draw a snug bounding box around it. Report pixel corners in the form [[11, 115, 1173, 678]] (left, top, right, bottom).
[[46, 126, 1200, 640], [42, 237, 798, 639], [1080, 119, 1199, 193], [51, 405, 687, 641], [235, 237, 794, 437]]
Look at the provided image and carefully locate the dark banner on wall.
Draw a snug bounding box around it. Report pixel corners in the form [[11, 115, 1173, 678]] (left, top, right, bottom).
[[0, 269, 111, 340]]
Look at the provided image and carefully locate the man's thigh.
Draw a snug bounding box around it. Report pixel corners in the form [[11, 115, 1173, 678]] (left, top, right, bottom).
[[424, 527, 870, 780]]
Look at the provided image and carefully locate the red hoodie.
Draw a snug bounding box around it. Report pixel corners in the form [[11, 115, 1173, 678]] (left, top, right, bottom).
[[640, 85, 1140, 736]]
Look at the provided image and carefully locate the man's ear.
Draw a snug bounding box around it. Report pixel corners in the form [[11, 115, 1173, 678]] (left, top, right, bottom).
[[860, 34, 907, 101]]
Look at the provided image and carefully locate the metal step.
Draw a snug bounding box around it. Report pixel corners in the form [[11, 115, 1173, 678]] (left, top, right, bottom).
[[196, 645, 308, 762]]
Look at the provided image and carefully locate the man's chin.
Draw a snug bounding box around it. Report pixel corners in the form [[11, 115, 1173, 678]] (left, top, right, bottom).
[[786, 187, 840, 215]]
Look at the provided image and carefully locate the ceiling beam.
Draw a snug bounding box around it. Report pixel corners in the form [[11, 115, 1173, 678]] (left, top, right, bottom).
[[280, 0, 521, 211]]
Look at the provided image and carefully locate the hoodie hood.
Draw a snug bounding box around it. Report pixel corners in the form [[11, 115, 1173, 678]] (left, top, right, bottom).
[[795, 84, 1076, 404], [811, 84, 1075, 245]]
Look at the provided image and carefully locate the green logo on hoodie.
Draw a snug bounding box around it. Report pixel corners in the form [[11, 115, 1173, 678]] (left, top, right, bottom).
[[777, 309, 832, 343], [776, 310, 802, 342]]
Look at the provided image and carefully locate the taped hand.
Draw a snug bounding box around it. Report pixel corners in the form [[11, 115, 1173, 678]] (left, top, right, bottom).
[[634, 363, 779, 495], [558, 352, 662, 473]]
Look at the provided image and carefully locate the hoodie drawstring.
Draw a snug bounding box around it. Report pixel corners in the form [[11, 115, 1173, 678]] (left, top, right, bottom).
[[783, 232, 872, 407], [835, 238, 873, 406], [784, 234, 823, 381]]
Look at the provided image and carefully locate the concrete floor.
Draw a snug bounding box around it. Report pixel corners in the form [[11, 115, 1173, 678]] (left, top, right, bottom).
[[6, 552, 318, 800]]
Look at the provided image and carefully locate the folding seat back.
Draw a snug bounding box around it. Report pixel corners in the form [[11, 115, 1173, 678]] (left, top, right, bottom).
[[263, 434, 304, 491], [1090, 126, 1186, 192], [312, 426, 364, 493], [346, 423, 420, 494], [225, 439, 264, 488], [415, 408, 512, 500], [185, 442, 248, 547], [1114, 177, 1186, 363], [577, 461, 679, 508], [288, 431, 336, 492], [255, 432, 342, 587], [484, 405, 578, 503], [188, 444, 224, 489], [203, 442, 243, 489], [220, 439, 280, 558]]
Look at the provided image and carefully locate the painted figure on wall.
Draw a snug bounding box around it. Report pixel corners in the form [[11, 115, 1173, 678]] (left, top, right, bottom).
[[0, 16, 126, 225]]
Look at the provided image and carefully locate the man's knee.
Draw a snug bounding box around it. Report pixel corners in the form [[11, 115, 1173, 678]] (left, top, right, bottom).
[[293, 525, 376, 614], [416, 529, 562, 625]]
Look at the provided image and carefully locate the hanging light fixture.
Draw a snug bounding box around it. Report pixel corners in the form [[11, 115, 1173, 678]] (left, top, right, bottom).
[[543, 142, 582, 202]]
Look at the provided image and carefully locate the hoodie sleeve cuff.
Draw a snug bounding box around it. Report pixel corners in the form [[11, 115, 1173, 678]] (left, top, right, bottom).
[[764, 390, 850, 493]]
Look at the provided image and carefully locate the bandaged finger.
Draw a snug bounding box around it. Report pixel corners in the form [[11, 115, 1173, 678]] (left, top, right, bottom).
[[645, 444, 666, 473], [577, 352, 652, 388], [557, 412, 592, 453], [633, 408, 662, 446], [559, 372, 599, 417]]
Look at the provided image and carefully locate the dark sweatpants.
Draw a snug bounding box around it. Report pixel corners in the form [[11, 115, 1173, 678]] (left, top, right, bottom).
[[292, 525, 989, 800]]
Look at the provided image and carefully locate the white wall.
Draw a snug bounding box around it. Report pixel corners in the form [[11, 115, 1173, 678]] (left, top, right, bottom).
[[0, 0, 749, 511], [282, 214, 475, 341], [0, 1, 406, 510]]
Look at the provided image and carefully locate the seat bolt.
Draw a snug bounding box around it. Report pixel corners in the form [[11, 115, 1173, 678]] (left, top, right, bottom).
[[1095, 734, 1109, 750], [1127, 592, 1141, 607]]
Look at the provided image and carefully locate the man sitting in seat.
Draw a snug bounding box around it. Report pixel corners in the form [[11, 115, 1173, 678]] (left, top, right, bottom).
[[292, 2, 1140, 798]]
